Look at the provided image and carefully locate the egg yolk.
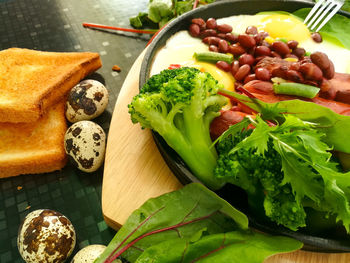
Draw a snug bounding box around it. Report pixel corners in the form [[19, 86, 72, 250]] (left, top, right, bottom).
[[258, 14, 310, 43]]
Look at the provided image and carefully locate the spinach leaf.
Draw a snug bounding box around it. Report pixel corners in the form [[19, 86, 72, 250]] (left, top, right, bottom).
[[293, 8, 350, 50], [95, 183, 301, 263], [218, 88, 350, 154]]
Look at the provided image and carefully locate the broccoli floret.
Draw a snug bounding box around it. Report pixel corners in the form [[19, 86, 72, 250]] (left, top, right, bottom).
[[129, 67, 228, 189], [214, 132, 307, 231]]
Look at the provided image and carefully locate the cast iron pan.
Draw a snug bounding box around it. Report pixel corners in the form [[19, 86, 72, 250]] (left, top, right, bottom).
[[139, 0, 350, 252]]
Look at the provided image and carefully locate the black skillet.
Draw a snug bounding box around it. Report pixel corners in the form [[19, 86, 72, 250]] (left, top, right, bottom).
[[139, 0, 350, 252]]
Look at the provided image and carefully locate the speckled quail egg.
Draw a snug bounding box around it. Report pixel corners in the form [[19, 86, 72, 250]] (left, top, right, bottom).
[[18, 209, 76, 263], [71, 244, 106, 263], [66, 79, 109, 123], [64, 120, 106, 172]]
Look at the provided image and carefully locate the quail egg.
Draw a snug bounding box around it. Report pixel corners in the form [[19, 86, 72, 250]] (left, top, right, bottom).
[[66, 79, 109, 123], [71, 244, 106, 263], [18, 209, 76, 263], [64, 121, 106, 172]]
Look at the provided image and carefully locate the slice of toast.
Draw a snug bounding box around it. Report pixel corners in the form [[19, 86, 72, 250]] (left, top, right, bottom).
[[0, 101, 67, 178], [0, 48, 102, 123]]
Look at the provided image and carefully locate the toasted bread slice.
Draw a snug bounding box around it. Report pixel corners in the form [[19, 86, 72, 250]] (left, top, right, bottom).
[[0, 101, 67, 178], [0, 48, 102, 123]]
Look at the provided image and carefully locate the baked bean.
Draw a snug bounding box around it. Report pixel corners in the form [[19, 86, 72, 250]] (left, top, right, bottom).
[[286, 70, 304, 82], [206, 18, 217, 29], [238, 34, 256, 49], [234, 64, 251, 81], [323, 60, 335, 79], [189, 24, 201, 37], [202, 36, 220, 45], [225, 33, 238, 43], [290, 62, 300, 71], [231, 61, 240, 76], [255, 68, 271, 81], [209, 45, 218, 52], [245, 26, 258, 35], [311, 32, 322, 43], [287, 40, 298, 49], [310, 52, 330, 70], [292, 47, 305, 58], [216, 61, 231, 72], [255, 46, 271, 57], [299, 63, 323, 81], [200, 29, 217, 38], [218, 39, 229, 53], [244, 74, 256, 84], [217, 24, 233, 33], [228, 44, 245, 55], [271, 41, 290, 56], [270, 51, 281, 58], [191, 18, 206, 30], [239, 53, 255, 66]]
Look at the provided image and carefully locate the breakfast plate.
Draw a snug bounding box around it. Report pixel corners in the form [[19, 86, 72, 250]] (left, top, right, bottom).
[[138, 0, 350, 252]]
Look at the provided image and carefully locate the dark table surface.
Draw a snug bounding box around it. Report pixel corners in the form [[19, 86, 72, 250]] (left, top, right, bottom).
[[0, 0, 151, 262]]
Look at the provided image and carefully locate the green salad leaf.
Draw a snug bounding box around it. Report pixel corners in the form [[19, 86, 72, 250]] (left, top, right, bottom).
[[293, 8, 350, 50], [94, 183, 302, 263]]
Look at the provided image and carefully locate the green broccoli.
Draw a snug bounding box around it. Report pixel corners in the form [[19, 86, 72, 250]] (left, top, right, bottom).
[[128, 67, 228, 189]]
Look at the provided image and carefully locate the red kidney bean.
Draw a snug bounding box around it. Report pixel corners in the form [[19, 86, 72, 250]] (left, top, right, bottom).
[[247, 46, 256, 56], [299, 63, 323, 81], [202, 36, 220, 45], [239, 53, 255, 66], [255, 67, 271, 81], [209, 45, 218, 52], [244, 74, 256, 84], [217, 33, 227, 39], [255, 56, 266, 63], [270, 51, 281, 58], [246, 80, 274, 93], [216, 61, 231, 72], [271, 65, 288, 78], [271, 41, 290, 56], [245, 26, 258, 35], [231, 60, 240, 76], [189, 24, 201, 37], [255, 45, 271, 57], [200, 29, 217, 38], [311, 32, 322, 43], [234, 64, 251, 81], [218, 39, 229, 53], [287, 40, 298, 50], [225, 33, 238, 43], [290, 62, 300, 71], [285, 54, 298, 59], [303, 80, 319, 87], [286, 70, 304, 83], [292, 47, 305, 58], [191, 18, 206, 30], [300, 56, 312, 64], [319, 78, 336, 100], [310, 52, 330, 69], [238, 34, 256, 49], [228, 44, 246, 55], [206, 18, 217, 29], [323, 60, 335, 79], [217, 24, 233, 33]]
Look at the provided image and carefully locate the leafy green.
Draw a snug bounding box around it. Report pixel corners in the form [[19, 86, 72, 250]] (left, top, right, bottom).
[[94, 183, 302, 263], [215, 113, 350, 232], [218, 88, 350, 154], [293, 8, 350, 50]]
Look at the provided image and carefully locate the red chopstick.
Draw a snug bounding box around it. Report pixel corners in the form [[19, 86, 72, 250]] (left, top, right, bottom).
[[82, 22, 158, 34]]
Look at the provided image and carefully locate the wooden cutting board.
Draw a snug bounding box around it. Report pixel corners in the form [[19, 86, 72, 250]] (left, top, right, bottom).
[[102, 50, 350, 262]]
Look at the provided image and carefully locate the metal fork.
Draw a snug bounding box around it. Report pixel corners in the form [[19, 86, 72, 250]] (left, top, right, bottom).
[[304, 0, 345, 31]]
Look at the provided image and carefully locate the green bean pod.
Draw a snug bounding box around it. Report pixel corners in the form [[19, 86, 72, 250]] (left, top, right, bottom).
[[193, 51, 233, 64], [273, 82, 320, 98]]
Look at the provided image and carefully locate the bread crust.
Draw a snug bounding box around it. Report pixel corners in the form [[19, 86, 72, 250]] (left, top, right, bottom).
[[0, 48, 102, 123]]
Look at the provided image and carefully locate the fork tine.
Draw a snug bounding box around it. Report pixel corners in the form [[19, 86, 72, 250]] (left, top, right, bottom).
[[304, 0, 326, 24], [307, 0, 332, 28], [315, 3, 343, 31], [310, 1, 336, 30]]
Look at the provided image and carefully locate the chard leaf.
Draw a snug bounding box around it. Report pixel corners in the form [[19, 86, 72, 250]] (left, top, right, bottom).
[[95, 183, 248, 263], [148, 0, 174, 24], [135, 231, 302, 263]]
